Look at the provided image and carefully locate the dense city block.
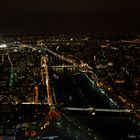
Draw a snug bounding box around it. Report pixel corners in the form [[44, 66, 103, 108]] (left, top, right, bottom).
[[0, 34, 139, 140]]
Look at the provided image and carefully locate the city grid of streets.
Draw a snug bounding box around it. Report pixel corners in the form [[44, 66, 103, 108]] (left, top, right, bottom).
[[0, 34, 140, 139]]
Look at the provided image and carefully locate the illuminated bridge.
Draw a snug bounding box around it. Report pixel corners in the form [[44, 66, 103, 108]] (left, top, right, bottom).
[[0, 47, 130, 109], [0, 46, 139, 139]]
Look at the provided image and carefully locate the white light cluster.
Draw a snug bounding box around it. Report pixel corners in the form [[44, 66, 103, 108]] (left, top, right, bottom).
[[0, 44, 7, 48]]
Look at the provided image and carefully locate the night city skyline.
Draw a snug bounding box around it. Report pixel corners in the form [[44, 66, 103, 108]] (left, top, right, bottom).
[[0, 1, 140, 140]]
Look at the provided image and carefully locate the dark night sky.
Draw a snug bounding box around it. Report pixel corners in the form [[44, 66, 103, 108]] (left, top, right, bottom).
[[0, 0, 140, 34]]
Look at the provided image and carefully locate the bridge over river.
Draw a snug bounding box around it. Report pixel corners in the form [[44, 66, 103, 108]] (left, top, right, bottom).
[[0, 46, 139, 139]]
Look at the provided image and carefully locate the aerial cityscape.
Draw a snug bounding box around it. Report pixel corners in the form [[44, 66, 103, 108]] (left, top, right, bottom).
[[0, 0, 140, 140], [0, 34, 139, 139]]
